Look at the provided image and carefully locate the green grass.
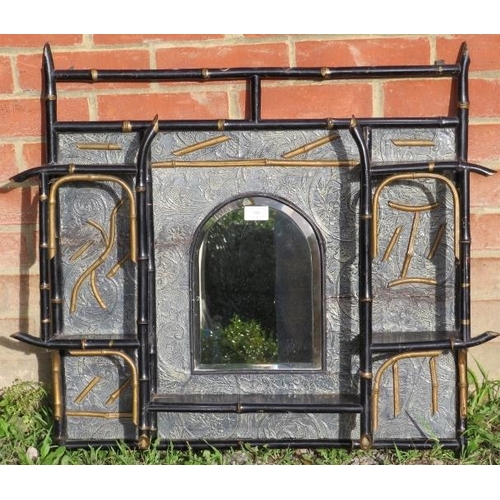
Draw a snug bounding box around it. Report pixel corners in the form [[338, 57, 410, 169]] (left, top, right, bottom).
[[1, 373, 499, 465]]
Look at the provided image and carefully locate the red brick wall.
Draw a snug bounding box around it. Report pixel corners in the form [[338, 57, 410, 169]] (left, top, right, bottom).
[[1, 34, 499, 384]]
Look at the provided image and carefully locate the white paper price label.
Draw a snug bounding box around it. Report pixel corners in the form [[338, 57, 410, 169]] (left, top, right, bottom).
[[244, 206, 269, 221]]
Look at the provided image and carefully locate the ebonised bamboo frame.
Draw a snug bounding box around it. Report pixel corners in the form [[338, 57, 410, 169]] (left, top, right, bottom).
[[10, 42, 499, 451]]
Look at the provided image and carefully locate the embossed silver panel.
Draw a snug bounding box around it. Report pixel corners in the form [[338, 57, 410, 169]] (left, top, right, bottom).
[[371, 128, 457, 163], [373, 352, 456, 440], [57, 181, 136, 338], [157, 412, 357, 441], [64, 354, 137, 441], [58, 133, 141, 165]]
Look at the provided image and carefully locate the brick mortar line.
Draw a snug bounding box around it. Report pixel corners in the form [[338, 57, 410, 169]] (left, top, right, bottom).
[[0, 313, 37, 320], [471, 207, 500, 215], [0, 267, 39, 276], [85, 34, 421, 51], [88, 94, 98, 121], [8, 54, 21, 94], [471, 295, 500, 302], [471, 252, 500, 260], [13, 142, 26, 173], [0, 137, 40, 143], [470, 117, 500, 124], [0, 224, 37, 232], [469, 71, 500, 79], [1, 78, 386, 98], [429, 36, 437, 65], [287, 36, 296, 67], [227, 90, 243, 120], [7, 78, 500, 100], [4, 38, 295, 57], [372, 81, 384, 117]]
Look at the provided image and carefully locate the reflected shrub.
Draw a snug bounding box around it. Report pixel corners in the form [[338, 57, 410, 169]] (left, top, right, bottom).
[[202, 315, 278, 365]]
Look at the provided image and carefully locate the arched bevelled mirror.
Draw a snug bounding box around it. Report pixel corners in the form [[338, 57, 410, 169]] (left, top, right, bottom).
[[192, 195, 324, 371]]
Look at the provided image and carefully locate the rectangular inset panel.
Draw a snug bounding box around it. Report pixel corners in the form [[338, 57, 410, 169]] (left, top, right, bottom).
[[63, 353, 137, 441], [371, 128, 457, 164], [58, 133, 141, 165], [57, 180, 137, 338]]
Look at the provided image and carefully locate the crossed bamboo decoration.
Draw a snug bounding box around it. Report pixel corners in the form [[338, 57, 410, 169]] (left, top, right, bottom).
[[48, 174, 136, 313], [371, 351, 443, 432]]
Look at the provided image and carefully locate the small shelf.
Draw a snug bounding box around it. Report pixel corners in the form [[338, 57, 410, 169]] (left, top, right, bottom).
[[149, 393, 362, 414], [371, 330, 459, 353]]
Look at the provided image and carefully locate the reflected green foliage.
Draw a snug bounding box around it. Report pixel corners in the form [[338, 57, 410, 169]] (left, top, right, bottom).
[[202, 315, 278, 365], [204, 208, 277, 335]]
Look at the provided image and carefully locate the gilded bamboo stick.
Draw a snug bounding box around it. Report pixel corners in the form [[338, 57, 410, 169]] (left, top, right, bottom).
[[401, 212, 420, 278], [76, 143, 121, 150], [74, 376, 101, 404], [281, 134, 340, 158], [458, 349, 468, 418], [106, 377, 132, 405], [387, 201, 439, 212], [66, 411, 134, 419], [388, 277, 438, 287], [52, 351, 63, 421], [151, 158, 357, 168], [106, 253, 131, 279], [90, 270, 107, 309], [390, 139, 435, 147], [172, 135, 229, 156], [429, 357, 438, 415], [382, 226, 402, 262], [70, 241, 93, 262], [392, 362, 400, 416], [427, 224, 446, 259], [87, 220, 110, 245]]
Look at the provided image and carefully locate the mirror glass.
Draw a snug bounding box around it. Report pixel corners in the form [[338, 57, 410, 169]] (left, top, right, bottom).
[[193, 196, 322, 371]]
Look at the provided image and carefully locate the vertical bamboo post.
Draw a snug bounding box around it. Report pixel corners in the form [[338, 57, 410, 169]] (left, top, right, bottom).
[[456, 42, 471, 446], [135, 117, 159, 449], [350, 117, 373, 450], [250, 74, 261, 123]]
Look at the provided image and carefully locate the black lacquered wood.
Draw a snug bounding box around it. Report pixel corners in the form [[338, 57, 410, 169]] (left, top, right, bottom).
[[371, 330, 498, 353], [456, 42, 472, 445], [149, 393, 362, 413], [53, 64, 461, 83], [250, 75, 261, 123], [53, 117, 460, 133], [43, 44, 57, 164], [39, 174, 51, 342], [458, 42, 472, 343], [135, 117, 159, 444], [11, 332, 140, 349], [371, 160, 495, 177], [12, 164, 137, 183], [146, 122, 158, 438], [349, 118, 373, 445]]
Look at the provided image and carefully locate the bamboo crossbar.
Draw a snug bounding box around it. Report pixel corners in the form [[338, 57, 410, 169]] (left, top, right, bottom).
[[152, 158, 358, 168]]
